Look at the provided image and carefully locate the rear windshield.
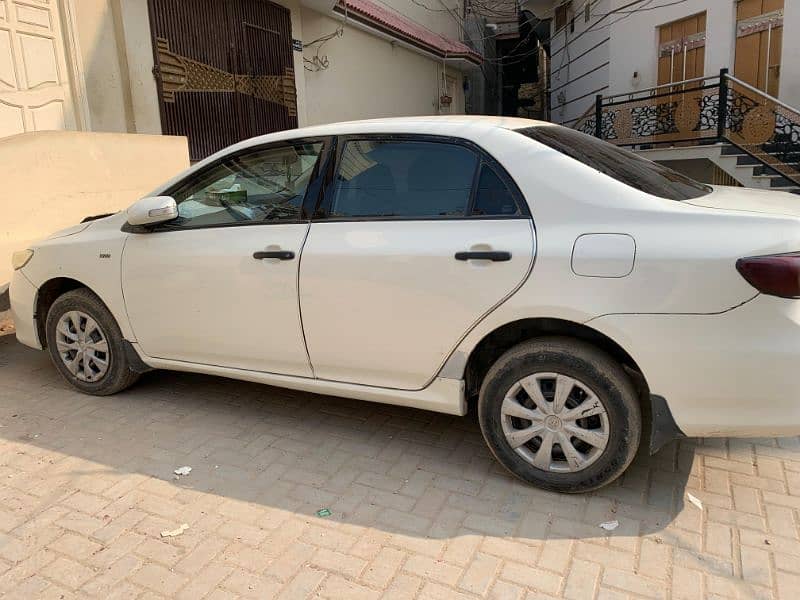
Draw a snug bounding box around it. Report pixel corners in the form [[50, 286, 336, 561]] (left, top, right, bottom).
[[516, 126, 712, 201]]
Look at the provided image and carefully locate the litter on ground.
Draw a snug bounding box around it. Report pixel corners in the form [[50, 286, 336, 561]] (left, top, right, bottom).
[[174, 466, 192, 476], [687, 492, 704, 510], [316, 508, 332, 518], [599, 520, 619, 531], [161, 523, 189, 538]]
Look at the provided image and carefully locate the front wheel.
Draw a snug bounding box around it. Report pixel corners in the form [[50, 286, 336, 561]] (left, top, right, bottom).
[[478, 337, 641, 493], [45, 288, 140, 395]]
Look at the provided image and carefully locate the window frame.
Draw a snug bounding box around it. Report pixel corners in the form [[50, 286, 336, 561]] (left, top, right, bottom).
[[123, 136, 334, 233], [312, 134, 530, 222]]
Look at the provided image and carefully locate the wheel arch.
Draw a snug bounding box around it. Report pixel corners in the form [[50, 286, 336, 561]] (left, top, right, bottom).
[[35, 277, 97, 348], [462, 317, 650, 418]]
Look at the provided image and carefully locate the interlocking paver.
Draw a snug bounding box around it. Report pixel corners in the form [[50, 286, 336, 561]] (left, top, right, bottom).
[[2, 330, 800, 598]]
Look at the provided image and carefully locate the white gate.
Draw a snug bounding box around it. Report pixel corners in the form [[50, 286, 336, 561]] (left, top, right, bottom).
[[0, 0, 78, 139]]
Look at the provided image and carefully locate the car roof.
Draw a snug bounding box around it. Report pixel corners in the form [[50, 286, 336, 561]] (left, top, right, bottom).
[[205, 116, 549, 159], [267, 115, 547, 138]]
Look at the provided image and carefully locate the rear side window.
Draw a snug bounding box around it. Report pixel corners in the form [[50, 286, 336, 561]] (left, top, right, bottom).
[[472, 165, 520, 216], [516, 126, 711, 201], [330, 140, 478, 218]]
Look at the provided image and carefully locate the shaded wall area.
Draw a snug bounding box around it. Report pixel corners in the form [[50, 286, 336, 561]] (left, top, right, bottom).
[[0, 130, 189, 285]]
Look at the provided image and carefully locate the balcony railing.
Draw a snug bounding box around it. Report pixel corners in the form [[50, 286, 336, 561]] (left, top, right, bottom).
[[573, 69, 800, 185]]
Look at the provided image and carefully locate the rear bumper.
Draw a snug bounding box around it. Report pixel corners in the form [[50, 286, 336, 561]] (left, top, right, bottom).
[[591, 295, 800, 437], [9, 270, 41, 350]]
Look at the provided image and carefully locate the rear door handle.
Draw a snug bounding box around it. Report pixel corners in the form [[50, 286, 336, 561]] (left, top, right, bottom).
[[253, 250, 295, 260], [455, 251, 512, 262]]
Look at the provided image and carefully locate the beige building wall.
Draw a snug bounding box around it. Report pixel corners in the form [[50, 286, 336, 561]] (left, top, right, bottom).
[[0, 130, 190, 285], [301, 10, 465, 125], [72, 0, 162, 134]]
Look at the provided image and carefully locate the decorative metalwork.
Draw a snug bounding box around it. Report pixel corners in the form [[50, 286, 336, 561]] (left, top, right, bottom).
[[156, 38, 297, 115], [659, 31, 706, 57], [629, 102, 679, 137], [727, 89, 759, 133], [692, 89, 758, 133], [737, 9, 783, 38], [571, 71, 800, 185], [576, 111, 618, 139], [725, 78, 800, 184]]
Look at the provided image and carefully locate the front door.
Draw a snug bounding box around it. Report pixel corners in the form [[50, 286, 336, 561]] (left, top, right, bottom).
[[735, 0, 783, 96], [300, 136, 535, 390], [122, 140, 326, 376], [148, 0, 298, 160]]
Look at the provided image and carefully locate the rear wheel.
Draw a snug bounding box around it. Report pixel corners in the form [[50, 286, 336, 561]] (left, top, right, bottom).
[[478, 337, 641, 493], [45, 288, 139, 395]]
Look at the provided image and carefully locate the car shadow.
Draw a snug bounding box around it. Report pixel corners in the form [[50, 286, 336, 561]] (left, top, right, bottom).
[[0, 333, 698, 548]]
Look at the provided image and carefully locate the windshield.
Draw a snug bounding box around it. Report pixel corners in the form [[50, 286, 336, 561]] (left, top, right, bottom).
[[516, 126, 712, 201]]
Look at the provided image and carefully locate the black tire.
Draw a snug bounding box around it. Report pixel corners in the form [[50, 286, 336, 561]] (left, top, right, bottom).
[[45, 288, 139, 395], [478, 337, 641, 493]]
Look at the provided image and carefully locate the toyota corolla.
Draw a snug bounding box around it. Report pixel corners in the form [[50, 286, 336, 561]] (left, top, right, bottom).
[[9, 116, 800, 492]]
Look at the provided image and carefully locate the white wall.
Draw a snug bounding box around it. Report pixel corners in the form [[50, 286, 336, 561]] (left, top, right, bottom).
[[779, 0, 800, 108], [301, 9, 465, 125], [549, 0, 610, 126], [607, 0, 737, 96], [378, 0, 462, 41]]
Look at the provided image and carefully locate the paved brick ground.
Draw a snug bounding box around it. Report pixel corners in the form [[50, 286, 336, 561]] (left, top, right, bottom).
[[0, 330, 799, 599]]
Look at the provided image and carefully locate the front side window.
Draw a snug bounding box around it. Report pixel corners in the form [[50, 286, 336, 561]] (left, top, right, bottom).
[[516, 126, 711, 201], [330, 140, 478, 218], [170, 142, 323, 228]]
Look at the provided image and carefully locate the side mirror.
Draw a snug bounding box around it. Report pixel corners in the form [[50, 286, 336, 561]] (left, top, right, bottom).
[[127, 196, 178, 227]]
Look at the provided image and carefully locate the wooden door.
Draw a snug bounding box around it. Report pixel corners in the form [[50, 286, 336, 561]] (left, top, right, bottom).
[[735, 0, 783, 96], [148, 0, 297, 161], [657, 12, 707, 86], [0, 0, 79, 139]]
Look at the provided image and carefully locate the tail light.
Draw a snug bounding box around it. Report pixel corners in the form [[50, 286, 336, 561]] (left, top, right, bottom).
[[736, 253, 800, 299]]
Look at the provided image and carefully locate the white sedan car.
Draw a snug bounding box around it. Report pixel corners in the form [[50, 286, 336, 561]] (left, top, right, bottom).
[[9, 116, 800, 492]]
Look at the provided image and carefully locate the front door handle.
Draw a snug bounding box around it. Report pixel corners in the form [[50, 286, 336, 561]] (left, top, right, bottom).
[[455, 251, 512, 262], [253, 250, 295, 260]]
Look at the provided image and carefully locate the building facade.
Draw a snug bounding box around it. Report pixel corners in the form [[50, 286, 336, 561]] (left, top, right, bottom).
[[0, 0, 480, 160], [542, 0, 798, 127]]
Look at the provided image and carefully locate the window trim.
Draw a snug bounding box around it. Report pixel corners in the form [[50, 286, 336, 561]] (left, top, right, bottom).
[[122, 136, 334, 234], [312, 133, 531, 222]]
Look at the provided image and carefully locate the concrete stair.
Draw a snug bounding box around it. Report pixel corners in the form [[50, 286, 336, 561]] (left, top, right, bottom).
[[718, 144, 800, 194]]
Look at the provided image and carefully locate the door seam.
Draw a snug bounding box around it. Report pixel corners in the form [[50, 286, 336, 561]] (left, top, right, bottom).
[[296, 221, 316, 378]]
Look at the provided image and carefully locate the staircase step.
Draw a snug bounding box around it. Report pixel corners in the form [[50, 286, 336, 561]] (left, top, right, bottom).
[[720, 145, 744, 156], [753, 165, 778, 177], [736, 155, 760, 166], [771, 176, 799, 188]]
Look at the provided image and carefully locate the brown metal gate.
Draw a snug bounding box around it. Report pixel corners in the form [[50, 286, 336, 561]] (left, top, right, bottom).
[[148, 0, 297, 161]]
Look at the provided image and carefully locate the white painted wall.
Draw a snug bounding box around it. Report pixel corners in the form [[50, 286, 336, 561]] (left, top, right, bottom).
[[379, 0, 463, 41], [301, 9, 465, 125], [607, 0, 737, 95], [778, 0, 800, 108], [541, 0, 800, 122], [548, 0, 610, 126]]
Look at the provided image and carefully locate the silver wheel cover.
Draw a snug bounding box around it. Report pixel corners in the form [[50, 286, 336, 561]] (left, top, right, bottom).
[[55, 311, 110, 383], [500, 372, 610, 473]]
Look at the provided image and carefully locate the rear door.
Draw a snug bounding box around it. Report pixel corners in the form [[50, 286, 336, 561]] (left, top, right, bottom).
[[299, 135, 535, 390]]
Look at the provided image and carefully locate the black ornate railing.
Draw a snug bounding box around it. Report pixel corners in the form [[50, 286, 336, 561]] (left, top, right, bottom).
[[574, 68, 800, 185]]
